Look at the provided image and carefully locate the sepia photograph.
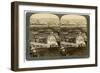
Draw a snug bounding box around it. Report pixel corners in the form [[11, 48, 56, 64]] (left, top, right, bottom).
[[26, 13, 89, 60]]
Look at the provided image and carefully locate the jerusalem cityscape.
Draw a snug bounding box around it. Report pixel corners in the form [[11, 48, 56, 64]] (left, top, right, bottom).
[[26, 13, 89, 60]]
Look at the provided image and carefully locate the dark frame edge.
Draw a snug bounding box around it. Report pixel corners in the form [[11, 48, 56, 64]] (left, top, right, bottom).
[[11, 2, 15, 71], [11, 1, 97, 9], [95, 7, 98, 66], [11, 2, 19, 71], [13, 64, 97, 72]]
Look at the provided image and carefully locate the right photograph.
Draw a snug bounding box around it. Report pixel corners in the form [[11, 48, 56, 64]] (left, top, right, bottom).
[[59, 14, 89, 58]]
